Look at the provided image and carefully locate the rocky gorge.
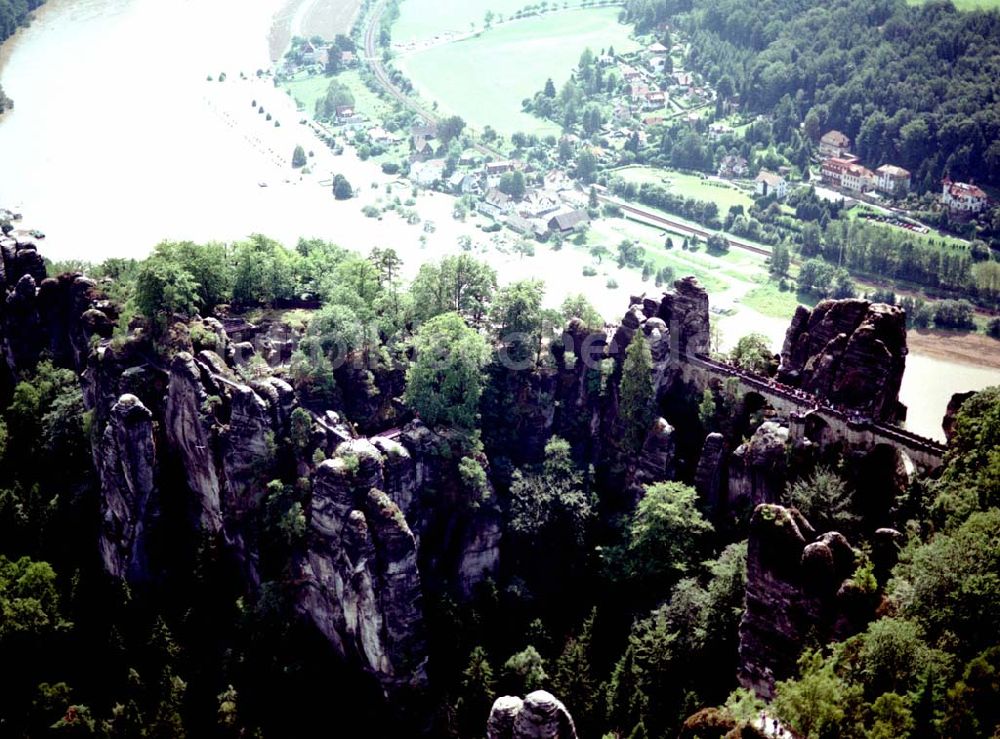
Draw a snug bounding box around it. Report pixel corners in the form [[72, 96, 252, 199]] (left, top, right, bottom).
[[0, 236, 965, 733]]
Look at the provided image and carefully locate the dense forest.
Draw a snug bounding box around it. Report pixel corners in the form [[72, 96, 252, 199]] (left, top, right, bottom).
[[623, 0, 1000, 189], [0, 235, 997, 737]]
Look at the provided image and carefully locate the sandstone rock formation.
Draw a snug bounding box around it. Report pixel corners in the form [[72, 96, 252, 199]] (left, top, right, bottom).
[[728, 422, 789, 508], [779, 300, 907, 422], [694, 432, 727, 511], [738, 504, 874, 698], [96, 394, 159, 581], [942, 390, 976, 442], [487, 690, 578, 739], [635, 416, 676, 486], [0, 242, 115, 397], [298, 443, 427, 695]]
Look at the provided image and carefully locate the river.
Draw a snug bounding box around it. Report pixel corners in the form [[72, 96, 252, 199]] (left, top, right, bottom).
[[0, 0, 996, 441]]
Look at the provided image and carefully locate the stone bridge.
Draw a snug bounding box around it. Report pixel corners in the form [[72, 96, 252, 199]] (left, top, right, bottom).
[[680, 353, 946, 471]]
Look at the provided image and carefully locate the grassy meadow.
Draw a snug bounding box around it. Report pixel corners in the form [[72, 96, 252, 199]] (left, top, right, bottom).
[[393, 0, 530, 45], [395, 7, 639, 136], [611, 165, 756, 212]]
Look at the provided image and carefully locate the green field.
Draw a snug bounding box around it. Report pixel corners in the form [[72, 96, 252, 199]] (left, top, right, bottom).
[[584, 218, 762, 295], [396, 8, 639, 136], [393, 0, 531, 45], [612, 166, 755, 212], [283, 70, 392, 121]]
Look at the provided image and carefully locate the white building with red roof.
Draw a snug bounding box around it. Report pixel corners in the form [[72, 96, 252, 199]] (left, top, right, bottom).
[[942, 178, 988, 214]]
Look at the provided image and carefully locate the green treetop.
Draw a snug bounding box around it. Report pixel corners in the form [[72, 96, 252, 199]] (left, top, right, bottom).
[[403, 312, 490, 430], [619, 332, 655, 453]]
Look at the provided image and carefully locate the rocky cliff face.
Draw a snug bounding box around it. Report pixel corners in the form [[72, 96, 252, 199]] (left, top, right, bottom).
[[298, 442, 427, 694], [694, 432, 727, 513], [0, 250, 500, 707], [487, 691, 578, 739], [96, 394, 159, 581], [728, 422, 789, 508], [778, 300, 907, 422], [737, 504, 878, 698], [0, 238, 115, 397], [533, 278, 710, 503]]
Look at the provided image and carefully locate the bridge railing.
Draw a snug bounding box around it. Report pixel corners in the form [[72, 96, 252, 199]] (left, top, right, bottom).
[[688, 354, 947, 455]]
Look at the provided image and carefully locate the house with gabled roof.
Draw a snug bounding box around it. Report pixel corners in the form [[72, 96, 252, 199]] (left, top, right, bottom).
[[755, 170, 787, 199], [548, 209, 590, 233], [820, 130, 851, 158]]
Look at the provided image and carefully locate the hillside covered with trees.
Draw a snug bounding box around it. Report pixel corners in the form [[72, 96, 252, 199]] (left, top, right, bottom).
[[624, 0, 1000, 190]]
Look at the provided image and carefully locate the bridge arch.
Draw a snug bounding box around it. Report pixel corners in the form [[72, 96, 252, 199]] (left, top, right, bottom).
[[803, 411, 830, 445]]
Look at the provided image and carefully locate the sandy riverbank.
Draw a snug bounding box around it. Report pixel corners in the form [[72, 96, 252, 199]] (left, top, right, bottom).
[[908, 328, 1000, 369]]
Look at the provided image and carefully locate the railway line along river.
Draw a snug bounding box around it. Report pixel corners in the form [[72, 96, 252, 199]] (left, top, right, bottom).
[[0, 0, 996, 441]]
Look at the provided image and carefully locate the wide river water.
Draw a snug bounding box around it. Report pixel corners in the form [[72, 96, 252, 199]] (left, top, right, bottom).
[[0, 0, 996, 441]]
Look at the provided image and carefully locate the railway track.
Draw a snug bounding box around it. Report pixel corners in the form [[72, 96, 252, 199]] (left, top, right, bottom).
[[602, 197, 775, 259], [362, 0, 504, 160]]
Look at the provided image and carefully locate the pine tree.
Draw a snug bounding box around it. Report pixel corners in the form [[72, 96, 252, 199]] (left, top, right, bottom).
[[455, 646, 496, 738], [553, 609, 599, 734], [619, 332, 655, 453]]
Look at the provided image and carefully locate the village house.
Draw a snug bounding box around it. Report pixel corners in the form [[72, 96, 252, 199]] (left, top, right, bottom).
[[505, 215, 536, 236], [367, 127, 400, 145], [300, 40, 319, 64], [477, 187, 514, 219], [410, 159, 445, 188], [647, 41, 668, 56], [643, 115, 665, 127], [718, 154, 749, 179], [411, 122, 438, 140], [941, 178, 988, 214], [485, 160, 518, 187], [630, 84, 651, 101], [620, 65, 643, 82], [340, 50, 356, 66], [821, 157, 852, 186], [448, 172, 479, 195], [840, 162, 877, 193], [644, 91, 666, 110], [410, 136, 434, 162], [875, 164, 911, 195], [819, 130, 852, 158], [548, 209, 590, 233], [517, 189, 561, 219], [755, 170, 788, 199]]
